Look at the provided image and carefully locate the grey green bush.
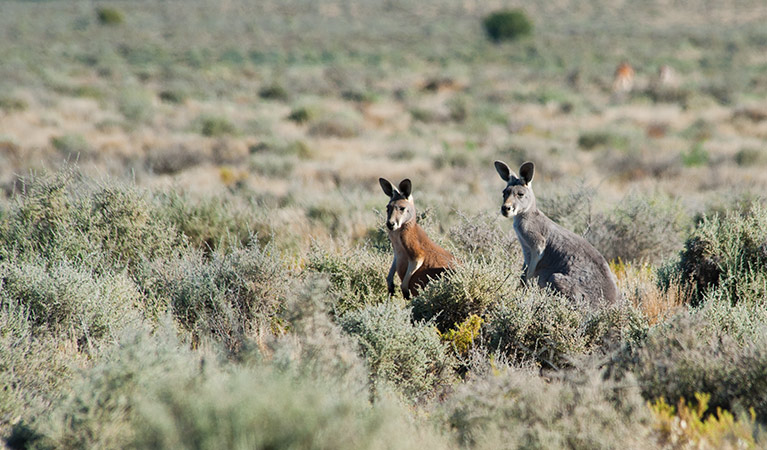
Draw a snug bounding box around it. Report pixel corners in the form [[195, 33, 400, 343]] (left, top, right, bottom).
[[437, 367, 653, 450], [668, 206, 767, 305], [611, 306, 767, 423], [412, 256, 516, 332], [587, 192, 688, 264], [136, 242, 286, 353], [340, 302, 456, 404], [306, 245, 390, 314]]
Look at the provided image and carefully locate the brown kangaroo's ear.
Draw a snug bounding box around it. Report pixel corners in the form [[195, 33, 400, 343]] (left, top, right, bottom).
[[494, 160, 514, 182], [519, 162, 535, 185], [379, 178, 395, 197], [398, 179, 412, 198]]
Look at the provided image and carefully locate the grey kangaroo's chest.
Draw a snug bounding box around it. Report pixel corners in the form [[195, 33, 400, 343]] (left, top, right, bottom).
[[513, 214, 546, 253]]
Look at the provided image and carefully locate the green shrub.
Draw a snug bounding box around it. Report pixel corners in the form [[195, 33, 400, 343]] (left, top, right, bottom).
[[483, 10, 533, 43], [577, 131, 629, 151], [12, 322, 449, 450], [650, 393, 761, 448], [1, 176, 179, 271], [89, 187, 183, 270], [258, 83, 288, 101], [145, 145, 207, 175], [306, 246, 390, 314], [96, 7, 124, 25], [287, 107, 312, 124], [0, 96, 28, 112], [486, 287, 645, 369], [0, 303, 72, 439], [155, 191, 260, 251], [587, 193, 689, 264], [136, 242, 286, 353], [158, 88, 188, 104], [734, 148, 767, 166], [0, 259, 141, 347], [118, 87, 154, 123], [537, 180, 596, 235], [198, 115, 237, 137], [610, 309, 767, 423], [339, 303, 456, 404], [670, 206, 767, 305], [268, 276, 367, 387], [308, 111, 363, 138], [436, 368, 653, 449], [51, 134, 92, 158], [412, 256, 516, 332], [682, 141, 710, 167], [440, 314, 483, 356]]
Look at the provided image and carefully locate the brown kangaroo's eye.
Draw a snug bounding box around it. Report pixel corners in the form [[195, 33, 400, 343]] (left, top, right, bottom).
[[399, 207, 406, 212]]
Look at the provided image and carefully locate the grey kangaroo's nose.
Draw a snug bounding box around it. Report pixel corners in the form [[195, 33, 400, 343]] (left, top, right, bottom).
[[501, 205, 511, 214]]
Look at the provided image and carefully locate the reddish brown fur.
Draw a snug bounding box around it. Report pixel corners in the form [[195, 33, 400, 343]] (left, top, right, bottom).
[[396, 221, 456, 296]]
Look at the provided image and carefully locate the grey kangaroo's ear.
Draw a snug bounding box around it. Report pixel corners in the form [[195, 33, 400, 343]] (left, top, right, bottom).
[[519, 162, 535, 185], [494, 160, 514, 182], [398, 179, 412, 198], [379, 178, 395, 197]]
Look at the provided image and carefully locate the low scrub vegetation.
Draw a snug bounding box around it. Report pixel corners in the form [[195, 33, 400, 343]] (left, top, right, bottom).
[[1, 170, 766, 447]]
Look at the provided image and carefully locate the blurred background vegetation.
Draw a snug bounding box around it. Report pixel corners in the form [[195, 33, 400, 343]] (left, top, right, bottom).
[[1, 0, 767, 448]]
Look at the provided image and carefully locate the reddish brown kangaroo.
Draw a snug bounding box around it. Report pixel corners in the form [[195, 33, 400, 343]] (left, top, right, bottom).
[[379, 178, 456, 299]]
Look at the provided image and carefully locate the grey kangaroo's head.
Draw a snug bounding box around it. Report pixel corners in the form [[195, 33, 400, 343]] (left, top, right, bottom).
[[494, 161, 536, 218], [379, 178, 416, 231]]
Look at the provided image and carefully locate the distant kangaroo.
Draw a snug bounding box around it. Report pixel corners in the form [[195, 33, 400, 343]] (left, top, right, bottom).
[[379, 178, 456, 299], [494, 161, 619, 305]]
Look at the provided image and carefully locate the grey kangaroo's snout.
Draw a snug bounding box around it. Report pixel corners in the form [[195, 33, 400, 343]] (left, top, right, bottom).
[[501, 204, 511, 216]]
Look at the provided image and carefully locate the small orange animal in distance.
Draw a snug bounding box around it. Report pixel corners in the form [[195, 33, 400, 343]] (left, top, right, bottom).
[[379, 178, 457, 299], [612, 61, 635, 95]]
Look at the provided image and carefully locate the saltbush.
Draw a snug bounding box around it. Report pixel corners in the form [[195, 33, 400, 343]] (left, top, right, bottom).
[[12, 322, 450, 450], [611, 307, 767, 423], [96, 7, 124, 25], [268, 276, 367, 387], [0, 259, 141, 348], [670, 206, 767, 305], [155, 191, 262, 251], [412, 256, 516, 332], [436, 368, 653, 449], [198, 115, 237, 137], [136, 242, 286, 353], [339, 303, 456, 404], [486, 287, 645, 369], [306, 245, 390, 314], [483, 10, 533, 43], [50, 134, 92, 159], [0, 303, 71, 439], [118, 87, 154, 123], [0, 173, 180, 271], [587, 192, 688, 264]]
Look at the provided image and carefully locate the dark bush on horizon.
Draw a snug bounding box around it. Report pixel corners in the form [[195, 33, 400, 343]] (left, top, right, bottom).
[[483, 10, 533, 43]]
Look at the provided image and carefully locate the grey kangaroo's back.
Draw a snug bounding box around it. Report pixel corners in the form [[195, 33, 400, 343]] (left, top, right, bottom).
[[495, 160, 619, 305]]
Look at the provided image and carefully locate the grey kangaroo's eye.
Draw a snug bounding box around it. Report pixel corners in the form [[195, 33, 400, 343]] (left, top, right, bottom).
[[517, 192, 525, 197], [399, 207, 406, 212]]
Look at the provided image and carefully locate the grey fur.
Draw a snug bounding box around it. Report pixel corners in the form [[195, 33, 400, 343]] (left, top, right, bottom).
[[494, 160, 620, 305]]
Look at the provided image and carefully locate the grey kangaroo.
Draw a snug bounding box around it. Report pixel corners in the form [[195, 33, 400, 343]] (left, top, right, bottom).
[[494, 161, 619, 305]]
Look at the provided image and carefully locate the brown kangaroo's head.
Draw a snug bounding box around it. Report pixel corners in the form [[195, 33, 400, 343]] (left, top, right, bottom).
[[379, 178, 415, 231], [494, 161, 536, 218]]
